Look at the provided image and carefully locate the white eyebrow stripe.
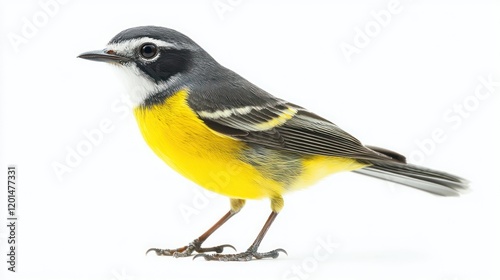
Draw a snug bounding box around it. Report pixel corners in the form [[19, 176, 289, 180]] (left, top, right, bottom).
[[106, 37, 178, 56]]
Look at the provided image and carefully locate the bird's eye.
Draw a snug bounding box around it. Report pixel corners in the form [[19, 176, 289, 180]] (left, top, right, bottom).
[[139, 43, 158, 59]]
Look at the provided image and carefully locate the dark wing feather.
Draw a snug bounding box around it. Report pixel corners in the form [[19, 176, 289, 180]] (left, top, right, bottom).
[[196, 101, 398, 163]]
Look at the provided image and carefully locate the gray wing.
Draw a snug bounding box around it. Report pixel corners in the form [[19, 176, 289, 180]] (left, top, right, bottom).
[[186, 67, 401, 163], [195, 99, 398, 163]]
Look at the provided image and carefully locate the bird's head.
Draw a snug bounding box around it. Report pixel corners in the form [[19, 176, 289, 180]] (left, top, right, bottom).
[[78, 26, 215, 106]]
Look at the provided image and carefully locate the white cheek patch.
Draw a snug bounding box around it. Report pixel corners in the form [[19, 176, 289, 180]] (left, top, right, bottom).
[[106, 37, 185, 107], [111, 63, 179, 107], [106, 37, 183, 107]]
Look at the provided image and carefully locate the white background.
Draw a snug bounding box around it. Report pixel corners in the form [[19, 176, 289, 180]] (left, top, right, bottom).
[[1, 0, 499, 279]]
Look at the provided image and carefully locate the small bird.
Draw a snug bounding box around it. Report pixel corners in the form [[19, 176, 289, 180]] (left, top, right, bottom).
[[78, 26, 469, 261]]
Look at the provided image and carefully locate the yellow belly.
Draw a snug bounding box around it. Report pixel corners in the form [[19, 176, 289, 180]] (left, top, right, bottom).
[[133, 89, 368, 200]]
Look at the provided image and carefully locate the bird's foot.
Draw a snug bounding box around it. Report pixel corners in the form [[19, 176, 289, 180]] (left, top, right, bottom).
[[193, 248, 287, 261], [146, 239, 236, 258]]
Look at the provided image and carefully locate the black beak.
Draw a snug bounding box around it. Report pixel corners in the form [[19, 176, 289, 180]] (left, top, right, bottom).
[[77, 49, 130, 63]]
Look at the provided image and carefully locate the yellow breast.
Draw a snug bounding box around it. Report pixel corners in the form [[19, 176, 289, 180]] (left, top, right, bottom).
[[133, 89, 282, 199], [133, 89, 368, 200]]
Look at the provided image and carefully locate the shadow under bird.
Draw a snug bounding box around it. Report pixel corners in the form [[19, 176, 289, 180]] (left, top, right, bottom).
[[78, 26, 469, 261]]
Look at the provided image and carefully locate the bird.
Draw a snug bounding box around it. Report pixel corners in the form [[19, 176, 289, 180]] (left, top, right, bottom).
[[78, 26, 469, 261]]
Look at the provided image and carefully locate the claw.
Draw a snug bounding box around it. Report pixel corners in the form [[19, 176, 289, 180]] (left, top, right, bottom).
[[145, 248, 161, 256], [272, 248, 288, 258], [192, 253, 209, 261], [220, 244, 237, 252]]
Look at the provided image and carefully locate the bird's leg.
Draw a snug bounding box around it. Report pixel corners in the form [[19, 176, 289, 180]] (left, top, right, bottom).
[[146, 198, 245, 257], [194, 196, 287, 261], [194, 211, 287, 261]]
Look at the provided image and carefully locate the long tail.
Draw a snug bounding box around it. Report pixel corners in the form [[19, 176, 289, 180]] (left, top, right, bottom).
[[354, 146, 469, 196]]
